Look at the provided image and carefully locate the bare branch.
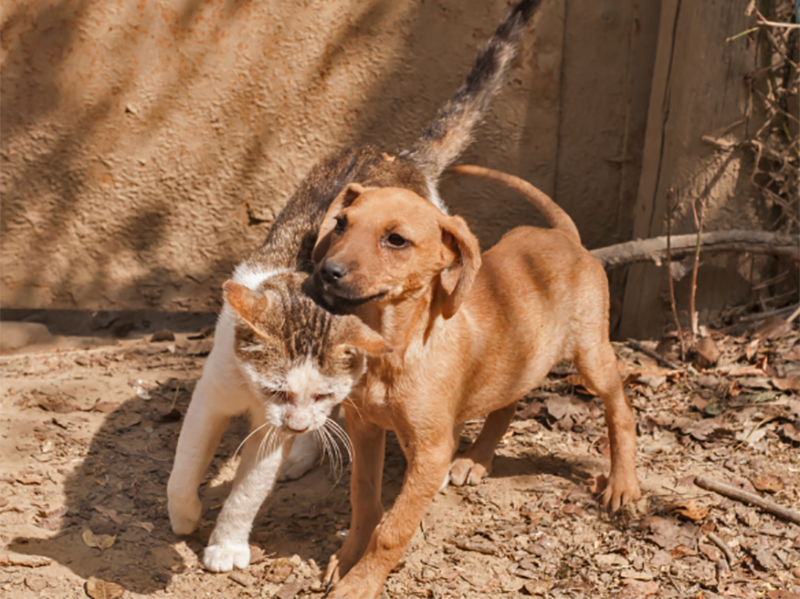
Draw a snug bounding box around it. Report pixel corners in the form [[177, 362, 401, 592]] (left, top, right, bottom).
[[591, 231, 799, 269]]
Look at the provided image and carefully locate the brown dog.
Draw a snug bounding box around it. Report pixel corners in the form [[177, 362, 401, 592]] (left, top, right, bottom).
[[312, 165, 641, 599]]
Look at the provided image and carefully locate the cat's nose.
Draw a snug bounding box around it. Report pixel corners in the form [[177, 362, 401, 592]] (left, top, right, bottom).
[[320, 261, 348, 284]]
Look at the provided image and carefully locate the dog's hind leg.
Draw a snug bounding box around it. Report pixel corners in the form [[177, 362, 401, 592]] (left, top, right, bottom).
[[574, 341, 641, 511], [449, 400, 517, 486]]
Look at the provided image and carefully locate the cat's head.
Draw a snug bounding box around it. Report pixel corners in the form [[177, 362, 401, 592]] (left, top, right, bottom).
[[222, 276, 389, 434]]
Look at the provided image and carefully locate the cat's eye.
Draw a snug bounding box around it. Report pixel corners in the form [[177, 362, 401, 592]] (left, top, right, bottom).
[[334, 215, 347, 233], [314, 393, 333, 402], [265, 389, 290, 403], [384, 233, 409, 249]]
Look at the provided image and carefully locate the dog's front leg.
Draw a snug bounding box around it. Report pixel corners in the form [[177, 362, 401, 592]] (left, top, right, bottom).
[[325, 407, 386, 588], [328, 432, 453, 599]]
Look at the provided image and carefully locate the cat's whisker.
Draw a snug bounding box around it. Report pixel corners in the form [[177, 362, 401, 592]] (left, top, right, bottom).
[[323, 418, 351, 480], [319, 425, 344, 482], [233, 421, 271, 461], [256, 427, 271, 463], [342, 397, 363, 420], [325, 418, 353, 465]]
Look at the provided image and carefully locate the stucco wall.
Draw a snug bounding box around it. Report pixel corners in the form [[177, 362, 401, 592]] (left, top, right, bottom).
[[1, 0, 660, 312]]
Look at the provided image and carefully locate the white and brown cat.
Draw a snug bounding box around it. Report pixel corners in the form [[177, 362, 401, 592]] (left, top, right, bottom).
[[167, 0, 538, 573]]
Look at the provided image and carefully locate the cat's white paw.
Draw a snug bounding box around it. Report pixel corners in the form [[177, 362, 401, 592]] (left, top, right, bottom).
[[168, 493, 202, 535], [203, 542, 251, 572]]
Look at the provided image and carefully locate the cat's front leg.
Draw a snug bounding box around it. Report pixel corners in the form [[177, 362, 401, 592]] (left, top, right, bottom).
[[278, 431, 319, 481], [168, 374, 233, 535], [204, 421, 292, 572]]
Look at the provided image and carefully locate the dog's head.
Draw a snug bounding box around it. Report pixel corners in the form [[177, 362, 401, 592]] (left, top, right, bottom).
[[312, 184, 481, 319]]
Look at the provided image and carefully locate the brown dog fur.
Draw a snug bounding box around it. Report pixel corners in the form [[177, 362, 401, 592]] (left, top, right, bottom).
[[311, 169, 641, 598]]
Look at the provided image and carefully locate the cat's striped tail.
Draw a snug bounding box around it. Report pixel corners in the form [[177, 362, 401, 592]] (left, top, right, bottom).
[[400, 0, 542, 181]]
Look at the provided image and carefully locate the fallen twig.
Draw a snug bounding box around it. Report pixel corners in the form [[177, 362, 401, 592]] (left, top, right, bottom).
[[694, 476, 800, 525], [737, 303, 799, 322], [706, 531, 737, 566], [590, 230, 798, 269], [626, 338, 683, 370]]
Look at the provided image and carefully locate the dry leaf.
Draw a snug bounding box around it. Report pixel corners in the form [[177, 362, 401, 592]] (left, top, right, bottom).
[[82, 529, 116, 550], [274, 579, 306, 599], [249, 544, 267, 564], [614, 579, 659, 599], [754, 317, 792, 340], [694, 337, 720, 368], [752, 473, 784, 493], [669, 500, 710, 522], [772, 376, 800, 392], [94, 506, 123, 525], [524, 579, 555, 595], [728, 365, 766, 377], [778, 422, 800, 443], [265, 557, 294, 583], [132, 521, 154, 533], [766, 590, 800, 599], [565, 373, 599, 395], [670, 545, 698, 559], [85, 576, 124, 599]]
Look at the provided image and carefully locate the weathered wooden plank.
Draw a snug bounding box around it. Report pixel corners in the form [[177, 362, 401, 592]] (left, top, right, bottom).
[[619, 0, 765, 339]]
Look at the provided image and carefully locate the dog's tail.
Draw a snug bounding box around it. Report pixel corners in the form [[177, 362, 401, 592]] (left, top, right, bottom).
[[450, 165, 581, 245], [400, 0, 542, 182]]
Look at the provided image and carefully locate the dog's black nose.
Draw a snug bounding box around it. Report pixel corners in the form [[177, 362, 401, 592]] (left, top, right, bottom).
[[320, 261, 348, 284]]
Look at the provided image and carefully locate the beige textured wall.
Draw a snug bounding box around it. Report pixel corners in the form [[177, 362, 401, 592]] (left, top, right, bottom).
[[1, 0, 659, 313]]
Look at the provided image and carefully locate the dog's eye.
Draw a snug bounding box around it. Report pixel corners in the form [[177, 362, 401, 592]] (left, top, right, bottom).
[[334, 215, 347, 233], [385, 233, 409, 249], [314, 393, 333, 402]]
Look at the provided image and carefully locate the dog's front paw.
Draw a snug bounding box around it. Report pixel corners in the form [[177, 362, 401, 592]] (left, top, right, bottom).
[[203, 542, 250, 572], [168, 493, 202, 535], [327, 573, 381, 599], [449, 456, 490, 486], [602, 470, 642, 512]]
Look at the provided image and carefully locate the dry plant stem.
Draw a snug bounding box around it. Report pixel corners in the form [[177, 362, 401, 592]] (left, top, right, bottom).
[[706, 531, 737, 566], [738, 302, 799, 322], [589, 231, 799, 269], [690, 198, 706, 341], [694, 476, 800, 525], [757, 18, 800, 30], [666, 189, 686, 361], [626, 338, 683, 371]]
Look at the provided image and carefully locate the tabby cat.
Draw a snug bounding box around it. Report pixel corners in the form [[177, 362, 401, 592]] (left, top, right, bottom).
[[167, 0, 541, 572]]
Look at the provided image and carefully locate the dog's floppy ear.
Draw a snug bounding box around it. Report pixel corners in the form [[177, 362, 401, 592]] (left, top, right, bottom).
[[312, 183, 367, 264], [223, 280, 272, 331], [440, 215, 481, 319]]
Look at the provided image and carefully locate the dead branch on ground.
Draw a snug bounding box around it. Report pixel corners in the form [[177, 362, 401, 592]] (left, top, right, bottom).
[[694, 476, 800, 525]]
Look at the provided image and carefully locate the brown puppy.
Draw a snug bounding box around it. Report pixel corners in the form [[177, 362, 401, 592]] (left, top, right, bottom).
[[312, 166, 641, 599]]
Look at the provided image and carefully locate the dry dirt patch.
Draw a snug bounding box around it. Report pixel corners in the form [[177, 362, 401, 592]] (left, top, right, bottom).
[[1, 324, 799, 599]]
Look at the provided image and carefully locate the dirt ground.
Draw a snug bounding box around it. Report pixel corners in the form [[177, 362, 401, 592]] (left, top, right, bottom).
[[1, 316, 799, 599]]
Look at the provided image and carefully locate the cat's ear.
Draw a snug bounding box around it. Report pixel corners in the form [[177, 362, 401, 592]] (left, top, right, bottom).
[[337, 315, 391, 355], [312, 183, 368, 264], [223, 280, 272, 329]]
